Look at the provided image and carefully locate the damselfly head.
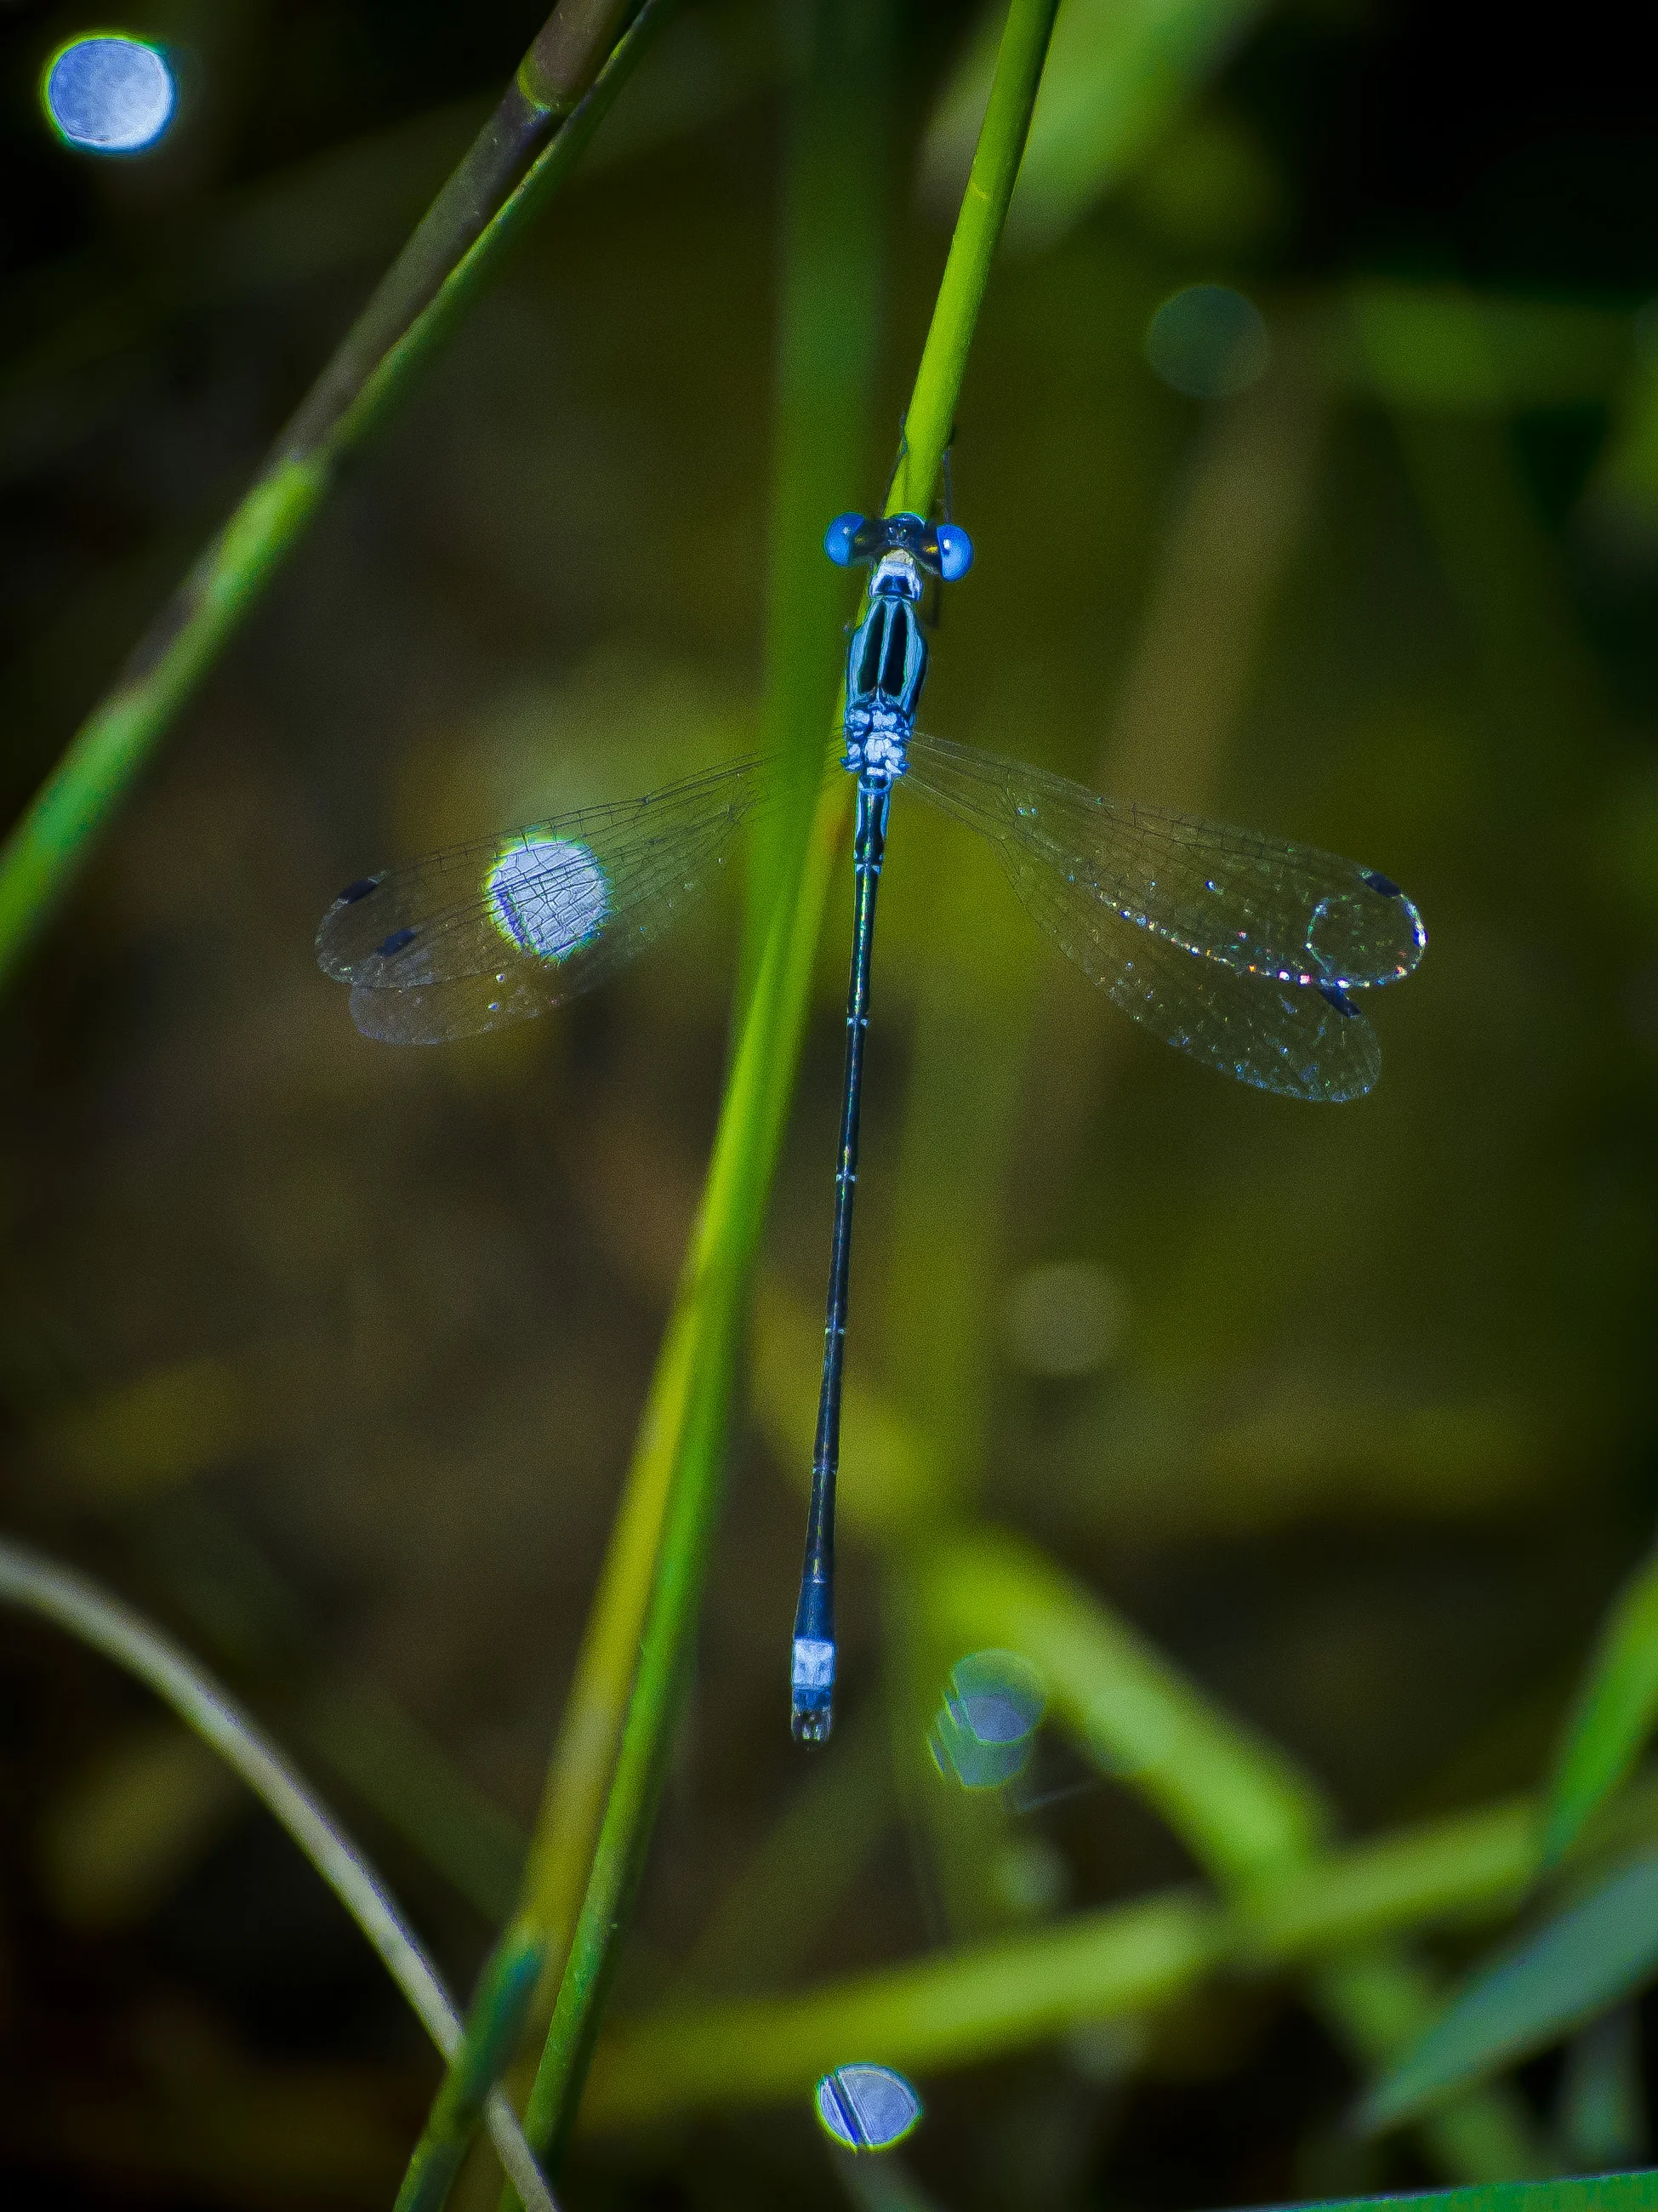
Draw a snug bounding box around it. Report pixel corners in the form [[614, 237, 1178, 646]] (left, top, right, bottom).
[[870, 547, 925, 601], [823, 510, 975, 584]]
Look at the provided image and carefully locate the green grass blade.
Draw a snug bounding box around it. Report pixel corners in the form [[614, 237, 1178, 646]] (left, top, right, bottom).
[[1251, 2177, 1658, 2212], [501, 0, 1063, 2182], [505, 822, 851, 2186], [508, 0, 891, 2013], [395, 1925, 550, 2212], [490, 6, 899, 2193], [920, 0, 1276, 253], [1541, 1545, 1658, 1867], [580, 1891, 1221, 2125], [1337, 285, 1632, 412], [0, 0, 673, 999], [1359, 1851, 1658, 2135], [1240, 1799, 1536, 1959], [1319, 1948, 1560, 2184], [890, 0, 1063, 519]]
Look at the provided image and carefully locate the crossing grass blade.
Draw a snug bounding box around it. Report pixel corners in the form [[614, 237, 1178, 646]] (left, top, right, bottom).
[[1359, 1851, 1658, 2137], [1541, 1543, 1658, 1868], [1251, 2177, 1658, 2212]]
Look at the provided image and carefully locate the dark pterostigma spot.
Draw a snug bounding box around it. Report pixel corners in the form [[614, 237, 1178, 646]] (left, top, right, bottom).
[[337, 876, 380, 905], [1319, 981, 1359, 1018], [376, 926, 418, 957], [1361, 869, 1402, 898]]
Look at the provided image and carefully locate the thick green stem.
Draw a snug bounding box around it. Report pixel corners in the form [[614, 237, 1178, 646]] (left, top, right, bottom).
[[499, 0, 1061, 2186], [888, 0, 1062, 521], [0, 0, 673, 996], [496, 0, 900, 2183]]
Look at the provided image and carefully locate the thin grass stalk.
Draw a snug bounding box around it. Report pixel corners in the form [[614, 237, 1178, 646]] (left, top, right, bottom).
[[0, 0, 675, 998], [0, 1536, 555, 2212], [507, 0, 1063, 2184]]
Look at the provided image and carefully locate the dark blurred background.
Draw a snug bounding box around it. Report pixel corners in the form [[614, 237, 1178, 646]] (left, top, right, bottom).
[[3, 0, 1658, 2204]]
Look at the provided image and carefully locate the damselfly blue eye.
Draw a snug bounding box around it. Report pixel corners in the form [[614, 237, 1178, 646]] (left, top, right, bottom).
[[823, 512, 864, 566], [935, 522, 974, 580]]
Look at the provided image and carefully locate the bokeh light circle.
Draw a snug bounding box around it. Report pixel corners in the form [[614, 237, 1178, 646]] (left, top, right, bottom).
[[815, 2064, 923, 2152], [929, 1649, 1046, 1789], [43, 34, 176, 155], [1144, 284, 1270, 398]]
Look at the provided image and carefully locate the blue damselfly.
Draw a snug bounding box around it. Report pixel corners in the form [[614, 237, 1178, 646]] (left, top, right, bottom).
[[317, 511, 1426, 1741]]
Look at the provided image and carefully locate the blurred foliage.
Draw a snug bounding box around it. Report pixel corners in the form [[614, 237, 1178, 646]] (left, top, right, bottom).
[[4, 0, 1658, 2207]]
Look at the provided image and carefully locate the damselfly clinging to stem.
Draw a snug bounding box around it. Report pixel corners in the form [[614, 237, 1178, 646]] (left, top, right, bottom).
[[317, 510, 1426, 1742]]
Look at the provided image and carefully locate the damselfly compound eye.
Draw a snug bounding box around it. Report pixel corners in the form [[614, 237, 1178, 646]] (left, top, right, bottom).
[[43, 34, 176, 154], [935, 522, 974, 581], [823, 512, 865, 566]]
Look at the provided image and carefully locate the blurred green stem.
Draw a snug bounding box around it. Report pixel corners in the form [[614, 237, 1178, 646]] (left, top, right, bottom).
[[501, 3, 894, 2185], [0, 1536, 554, 2212], [0, 0, 672, 997], [509, 0, 891, 2041], [1541, 1538, 1658, 1867]]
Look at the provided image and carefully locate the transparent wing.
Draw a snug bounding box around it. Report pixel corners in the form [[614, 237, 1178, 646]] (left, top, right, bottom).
[[903, 733, 1422, 1102], [317, 756, 772, 1045], [1071, 909, 1381, 1101]]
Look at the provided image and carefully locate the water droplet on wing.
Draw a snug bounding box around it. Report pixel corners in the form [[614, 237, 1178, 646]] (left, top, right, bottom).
[[486, 837, 607, 961]]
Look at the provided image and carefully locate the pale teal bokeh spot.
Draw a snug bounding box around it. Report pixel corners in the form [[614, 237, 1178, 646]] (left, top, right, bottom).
[[1145, 283, 1271, 398]]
